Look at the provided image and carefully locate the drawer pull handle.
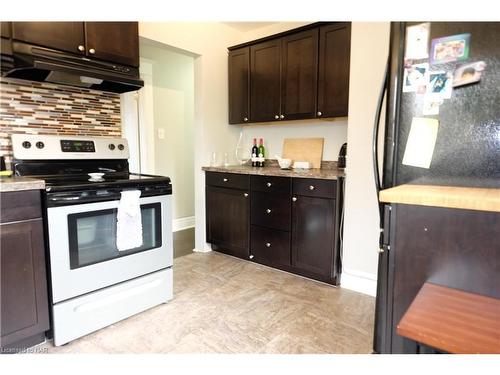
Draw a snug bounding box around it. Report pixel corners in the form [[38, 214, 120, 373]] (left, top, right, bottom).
[[309, 185, 315, 190], [266, 182, 272, 187], [266, 208, 272, 214], [292, 197, 297, 202], [223, 178, 228, 182], [266, 242, 271, 248], [244, 193, 248, 197]]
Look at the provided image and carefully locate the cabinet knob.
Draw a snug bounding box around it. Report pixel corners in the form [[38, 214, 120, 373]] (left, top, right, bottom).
[[266, 208, 272, 214], [274, 115, 279, 120], [77, 45, 85, 52], [223, 178, 228, 182], [309, 185, 315, 190], [317, 111, 322, 116], [280, 114, 285, 119], [249, 254, 254, 259], [378, 248, 385, 254], [244, 193, 248, 197], [292, 197, 297, 202], [243, 117, 248, 122], [89, 48, 96, 54], [265, 242, 271, 248], [266, 182, 272, 187]]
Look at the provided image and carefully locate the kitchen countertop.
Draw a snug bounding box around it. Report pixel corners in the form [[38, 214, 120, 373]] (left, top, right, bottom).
[[202, 162, 345, 180], [0, 176, 46, 192], [379, 184, 500, 213]]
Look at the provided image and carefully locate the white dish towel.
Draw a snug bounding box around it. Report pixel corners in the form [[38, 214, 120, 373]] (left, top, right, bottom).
[[116, 190, 143, 251]]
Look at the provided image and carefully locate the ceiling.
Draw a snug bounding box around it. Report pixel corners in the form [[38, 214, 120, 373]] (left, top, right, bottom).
[[222, 22, 276, 33]]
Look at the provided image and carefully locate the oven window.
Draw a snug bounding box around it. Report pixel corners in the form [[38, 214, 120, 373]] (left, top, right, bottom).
[[67, 203, 162, 269]]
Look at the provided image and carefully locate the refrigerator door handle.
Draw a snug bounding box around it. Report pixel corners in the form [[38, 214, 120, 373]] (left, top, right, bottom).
[[373, 57, 389, 196]]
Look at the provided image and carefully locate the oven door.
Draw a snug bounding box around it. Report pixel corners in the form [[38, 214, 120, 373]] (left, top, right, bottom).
[[47, 194, 172, 303]]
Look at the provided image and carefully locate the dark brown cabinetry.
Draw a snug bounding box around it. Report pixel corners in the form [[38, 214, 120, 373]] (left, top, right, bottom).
[[228, 22, 351, 124], [250, 40, 282, 123], [205, 173, 250, 260], [317, 23, 351, 118], [10, 22, 139, 67], [205, 172, 343, 285], [281, 29, 319, 120], [0, 190, 49, 351], [228, 47, 250, 124]]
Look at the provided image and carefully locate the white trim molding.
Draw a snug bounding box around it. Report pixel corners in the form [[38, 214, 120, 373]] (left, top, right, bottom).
[[172, 216, 195, 232], [340, 268, 377, 297]]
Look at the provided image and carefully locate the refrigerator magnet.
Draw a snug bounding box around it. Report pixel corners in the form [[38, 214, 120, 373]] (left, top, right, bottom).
[[403, 63, 429, 93], [405, 23, 430, 59], [453, 61, 487, 87], [422, 97, 443, 116], [402, 117, 439, 169], [427, 71, 453, 100], [430, 33, 471, 64]]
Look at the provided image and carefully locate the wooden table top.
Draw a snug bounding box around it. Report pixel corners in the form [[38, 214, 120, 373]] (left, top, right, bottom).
[[379, 184, 500, 212], [397, 283, 500, 354]]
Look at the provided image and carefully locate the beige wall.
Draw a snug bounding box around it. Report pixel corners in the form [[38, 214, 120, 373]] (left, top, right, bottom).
[[138, 22, 244, 251], [237, 22, 348, 161], [342, 22, 391, 291]]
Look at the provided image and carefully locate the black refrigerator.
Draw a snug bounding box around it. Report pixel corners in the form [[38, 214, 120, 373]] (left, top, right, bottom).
[[372, 22, 500, 354]]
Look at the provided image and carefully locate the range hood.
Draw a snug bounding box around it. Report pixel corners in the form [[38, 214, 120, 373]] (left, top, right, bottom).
[[2, 41, 144, 93]]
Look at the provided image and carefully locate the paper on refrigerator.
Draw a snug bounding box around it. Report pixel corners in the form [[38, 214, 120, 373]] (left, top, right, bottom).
[[405, 23, 430, 59], [402, 117, 439, 169]]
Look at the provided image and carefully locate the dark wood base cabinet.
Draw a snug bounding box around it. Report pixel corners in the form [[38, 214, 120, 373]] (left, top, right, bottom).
[[374, 204, 500, 354], [1, 190, 50, 352], [205, 171, 343, 285]]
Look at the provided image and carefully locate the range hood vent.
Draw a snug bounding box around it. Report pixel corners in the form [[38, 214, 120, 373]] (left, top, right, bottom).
[[2, 42, 143, 94]]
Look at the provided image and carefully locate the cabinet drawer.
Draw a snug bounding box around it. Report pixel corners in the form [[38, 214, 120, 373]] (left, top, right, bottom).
[[206, 172, 249, 190], [293, 178, 336, 199], [251, 191, 291, 231], [251, 225, 290, 268], [0, 190, 42, 224], [251, 175, 291, 195]]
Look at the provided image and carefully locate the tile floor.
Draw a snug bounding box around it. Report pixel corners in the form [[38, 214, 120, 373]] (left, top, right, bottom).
[[42, 252, 375, 354]]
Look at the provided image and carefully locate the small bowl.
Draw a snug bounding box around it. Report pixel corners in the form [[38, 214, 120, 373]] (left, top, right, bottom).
[[278, 158, 292, 169], [88, 172, 105, 180]]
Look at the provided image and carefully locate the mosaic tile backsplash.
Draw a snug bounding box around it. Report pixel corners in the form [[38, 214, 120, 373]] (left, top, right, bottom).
[[0, 77, 122, 164]]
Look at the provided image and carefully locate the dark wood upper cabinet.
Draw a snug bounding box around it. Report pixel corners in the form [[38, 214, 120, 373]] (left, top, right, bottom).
[[85, 22, 139, 67], [1, 22, 11, 38], [291, 195, 336, 281], [11, 22, 85, 55], [250, 39, 281, 123], [206, 185, 250, 260], [228, 47, 250, 124], [281, 29, 319, 120], [317, 23, 351, 118]]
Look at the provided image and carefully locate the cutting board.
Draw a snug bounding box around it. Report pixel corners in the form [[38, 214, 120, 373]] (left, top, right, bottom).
[[282, 138, 324, 169]]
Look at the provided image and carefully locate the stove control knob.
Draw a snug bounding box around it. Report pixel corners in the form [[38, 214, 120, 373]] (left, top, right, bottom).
[[36, 141, 45, 149], [108, 144, 116, 150], [22, 141, 32, 149], [118, 144, 125, 151]]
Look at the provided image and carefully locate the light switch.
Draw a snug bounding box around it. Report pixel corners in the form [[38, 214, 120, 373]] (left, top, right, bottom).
[[157, 128, 165, 139]]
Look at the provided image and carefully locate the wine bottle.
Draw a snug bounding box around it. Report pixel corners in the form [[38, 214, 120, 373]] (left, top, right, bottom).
[[258, 138, 265, 167], [251, 138, 258, 167]]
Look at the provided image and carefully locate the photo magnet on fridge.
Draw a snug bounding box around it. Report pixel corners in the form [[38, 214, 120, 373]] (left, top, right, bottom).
[[427, 71, 453, 99], [423, 97, 443, 116], [403, 63, 429, 93], [430, 33, 471, 64], [453, 61, 487, 87], [405, 23, 430, 59]]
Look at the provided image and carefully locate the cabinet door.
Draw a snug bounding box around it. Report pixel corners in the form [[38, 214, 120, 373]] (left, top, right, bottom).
[[1, 219, 50, 348], [11, 22, 85, 54], [1, 22, 11, 38], [291, 195, 335, 280], [250, 39, 281, 122], [228, 47, 250, 124], [317, 23, 351, 118], [281, 29, 319, 120], [206, 186, 250, 260], [85, 22, 139, 67]]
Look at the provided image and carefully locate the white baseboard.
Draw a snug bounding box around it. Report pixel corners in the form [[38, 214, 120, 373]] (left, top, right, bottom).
[[172, 216, 195, 232], [340, 268, 377, 297]]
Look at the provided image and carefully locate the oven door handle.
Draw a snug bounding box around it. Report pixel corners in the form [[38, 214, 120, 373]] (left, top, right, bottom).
[[49, 196, 82, 202]]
